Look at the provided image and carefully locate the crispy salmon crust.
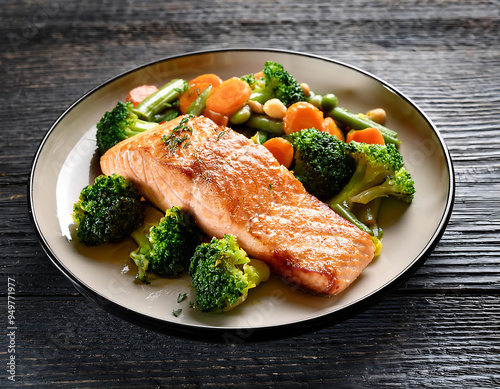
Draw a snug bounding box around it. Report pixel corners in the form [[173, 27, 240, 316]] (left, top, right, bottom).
[[100, 115, 375, 295]]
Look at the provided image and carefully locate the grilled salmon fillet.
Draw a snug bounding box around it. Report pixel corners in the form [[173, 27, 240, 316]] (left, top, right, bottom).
[[100, 115, 375, 295]]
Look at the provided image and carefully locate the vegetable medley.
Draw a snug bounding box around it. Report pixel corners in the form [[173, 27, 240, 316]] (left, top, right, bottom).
[[73, 61, 415, 314]]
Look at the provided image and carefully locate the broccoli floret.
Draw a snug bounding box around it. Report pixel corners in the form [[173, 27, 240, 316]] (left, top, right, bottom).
[[350, 165, 415, 205], [72, 174, 145, 246], [130, 206, 202, 283], [328, 141, 410, 207], [242, 61, 306, 107], [327, 141, 415, 240], [240, 73, 257, 87], [96, 101, 158, 155], [286, 128, 355, 201], [189, 235, 270, 313]]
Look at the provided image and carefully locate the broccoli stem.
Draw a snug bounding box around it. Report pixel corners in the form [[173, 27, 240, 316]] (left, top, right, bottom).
[[126, 118, 158, 137], [327, 158, 369, 207], [134, 79, 188, 121], [129, 227, 153, 283], [130, 227, 151, 252], [350, 181, 394, 204], [327, 107, 401, 148]]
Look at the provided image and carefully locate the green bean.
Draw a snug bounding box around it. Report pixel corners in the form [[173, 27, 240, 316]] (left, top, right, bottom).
[[327, 106, 401, 147], [134, 79, 188, 121], [321, 93, 338, 111], [186, 85, 212, 116], [229, 104, 251, 125], [352, 198, 384, 239], [153, 109, 179, 123], [246, 114, 284, 135], [329, 203, 373, 235]]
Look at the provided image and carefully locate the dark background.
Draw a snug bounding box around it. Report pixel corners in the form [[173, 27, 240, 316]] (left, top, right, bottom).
[[1, 1, 499, 387]]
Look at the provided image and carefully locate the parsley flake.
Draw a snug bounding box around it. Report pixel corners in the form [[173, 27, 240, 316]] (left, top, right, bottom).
[[216, 129, 226, 141], [161, 117, 193, 153]]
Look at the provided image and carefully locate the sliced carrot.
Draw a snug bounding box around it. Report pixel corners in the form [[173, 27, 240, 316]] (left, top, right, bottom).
[[189, 73, 223, 88], [125, 85, 159, 108], [283, 101, 325, 135], [322, 117, 345, 142], [262, 137, 294, 169], [254, 71, 265, 79], [346, 127, 385, 145], [202, 107, 229, 127], [205, 77, 252, 117], [179, 82, 211, 114]]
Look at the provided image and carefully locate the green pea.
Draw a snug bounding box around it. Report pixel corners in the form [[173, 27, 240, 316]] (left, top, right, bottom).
[[229, 104, 252, 125], [321, 93, 338, 111], [307, 94, 323, 109]]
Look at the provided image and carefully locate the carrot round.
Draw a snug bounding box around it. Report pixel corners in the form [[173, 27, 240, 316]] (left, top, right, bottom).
[[262, 137, 294, 169], [346, 127, 385, 145], [205, 77, 252, 117], [125, 85, 159, 108], [322, 117, 345, 141], [189, 73, 223, 88], [179, 82, 211, 114], [202, 108, 229, 127], [283, 101, 325, 135]]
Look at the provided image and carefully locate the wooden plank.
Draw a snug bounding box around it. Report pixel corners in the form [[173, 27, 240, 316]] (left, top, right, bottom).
[[2, 294, 498, 387]]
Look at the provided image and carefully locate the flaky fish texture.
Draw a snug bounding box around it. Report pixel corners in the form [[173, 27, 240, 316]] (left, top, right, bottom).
[[100, 115, 375, 295]]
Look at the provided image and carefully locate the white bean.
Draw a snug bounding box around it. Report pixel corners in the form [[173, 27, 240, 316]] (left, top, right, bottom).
[[248, 100, 264, 114], [366, 108, 386, 125], [263, 98, 287, 119], [300, 83, 310, 97]]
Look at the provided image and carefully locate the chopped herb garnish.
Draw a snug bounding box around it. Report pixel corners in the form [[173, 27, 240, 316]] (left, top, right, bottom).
[[269, 183, 273, 190], [161, 116, 193, 153], [177, 293, 188, 303], [216, 129, 226, 141], [172, 309, 182, 317]]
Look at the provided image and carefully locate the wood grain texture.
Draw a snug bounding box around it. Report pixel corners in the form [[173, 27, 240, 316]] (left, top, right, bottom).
[[1, 0, 499, 387], [3, 294, 499, 388]]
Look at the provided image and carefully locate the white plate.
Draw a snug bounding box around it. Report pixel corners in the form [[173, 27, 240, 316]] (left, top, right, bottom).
[[28, 49, 454, 341]]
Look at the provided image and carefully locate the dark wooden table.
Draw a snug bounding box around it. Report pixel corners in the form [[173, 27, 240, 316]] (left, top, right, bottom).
[[1, 1, 499, 387]]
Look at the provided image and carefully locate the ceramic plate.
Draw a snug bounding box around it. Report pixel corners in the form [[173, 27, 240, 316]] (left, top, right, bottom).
[[28, 49, 454, 341]]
